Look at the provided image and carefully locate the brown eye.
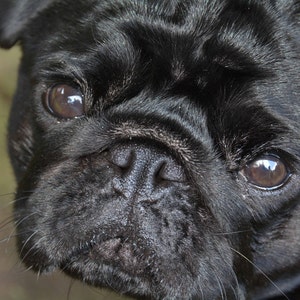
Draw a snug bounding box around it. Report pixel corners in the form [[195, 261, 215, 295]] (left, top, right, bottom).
[[43, 84, 84, 119], [241, 155, 290, 190]]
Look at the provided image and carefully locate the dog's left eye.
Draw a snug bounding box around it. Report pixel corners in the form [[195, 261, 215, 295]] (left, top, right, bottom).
[[43, 84, 84, 119], [241, 155, 290, 190]]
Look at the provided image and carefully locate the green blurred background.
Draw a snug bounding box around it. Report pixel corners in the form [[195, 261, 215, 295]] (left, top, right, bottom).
[[0, 48, 133, 300]]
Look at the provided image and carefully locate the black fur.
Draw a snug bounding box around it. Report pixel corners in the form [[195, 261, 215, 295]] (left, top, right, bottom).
[[0, 0, 299, 299]]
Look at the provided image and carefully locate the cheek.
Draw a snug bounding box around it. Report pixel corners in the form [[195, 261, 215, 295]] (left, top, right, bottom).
[[8, 115, 34, 180]]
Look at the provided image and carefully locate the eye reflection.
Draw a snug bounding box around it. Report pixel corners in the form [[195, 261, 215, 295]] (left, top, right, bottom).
[[241, 155, 290, 190], [43, 84, 84, 119]]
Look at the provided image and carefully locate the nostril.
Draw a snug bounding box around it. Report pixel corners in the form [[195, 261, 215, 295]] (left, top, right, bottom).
[[107, 143, 187, 185], [109, 146, 134, 169], [156, 160, 186, 182]]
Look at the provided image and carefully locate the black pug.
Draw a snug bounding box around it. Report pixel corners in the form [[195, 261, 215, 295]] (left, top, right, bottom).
[[0, 0, 299, 299]]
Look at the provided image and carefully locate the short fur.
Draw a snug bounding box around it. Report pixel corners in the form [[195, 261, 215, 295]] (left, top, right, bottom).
[[0, 0, 299, 299]]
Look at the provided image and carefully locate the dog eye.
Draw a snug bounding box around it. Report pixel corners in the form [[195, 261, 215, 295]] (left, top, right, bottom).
[[43, 84, 84, 119], [241, 155, 290, 190]]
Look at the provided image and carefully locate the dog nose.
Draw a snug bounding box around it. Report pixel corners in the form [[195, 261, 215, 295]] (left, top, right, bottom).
[[108, 143, 186, 186]]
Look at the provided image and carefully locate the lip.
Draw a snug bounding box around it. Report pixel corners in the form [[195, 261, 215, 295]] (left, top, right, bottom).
[[60, 235, 154, 277]]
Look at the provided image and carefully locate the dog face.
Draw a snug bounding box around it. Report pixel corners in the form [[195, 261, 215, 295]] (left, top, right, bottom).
[[1, 0, 299, 299]]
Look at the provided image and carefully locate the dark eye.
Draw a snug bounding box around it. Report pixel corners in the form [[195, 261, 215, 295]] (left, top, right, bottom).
[[241, 155, 290, 190], [43, 84, 84, 119]]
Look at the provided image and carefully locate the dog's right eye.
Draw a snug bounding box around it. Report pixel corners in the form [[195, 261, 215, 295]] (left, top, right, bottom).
[[43, 84, 84, 119]]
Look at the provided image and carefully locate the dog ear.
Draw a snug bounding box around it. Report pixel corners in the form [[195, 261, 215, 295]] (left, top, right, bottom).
[[0, 0, 54, 48]]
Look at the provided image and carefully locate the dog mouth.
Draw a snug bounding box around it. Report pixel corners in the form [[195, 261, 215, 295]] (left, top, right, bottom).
[[60, 235, 155, 278]]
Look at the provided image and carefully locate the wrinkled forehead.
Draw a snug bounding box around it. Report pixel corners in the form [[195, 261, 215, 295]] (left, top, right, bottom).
[[24, 0, 280, 70], [26, 0, 282, 102], [21, 0, 298, 147]]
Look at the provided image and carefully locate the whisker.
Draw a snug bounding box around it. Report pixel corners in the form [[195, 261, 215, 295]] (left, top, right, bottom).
[[19, 236, 47, 267], [1, 212, 38, 244], [228, 273, 240, 300], [0, 216, 16, 243], [22, 265, 34, 273], [19, 231, 40, 257], [215, 246, 240, 300], [6, 196, 30, 207], [0, 235, 17, 243], [214, 271, 226, 300], [67, 279, 76, 300], [230, 247, 290, 300], [0, 215, 14, 228], [36, 268, 42, 280], [0, 192, 16, 198], [213, 230, 252, 236], [5, 190, 36, 206], [0, 190, 35, 198], [14, 212, 38, 227]]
